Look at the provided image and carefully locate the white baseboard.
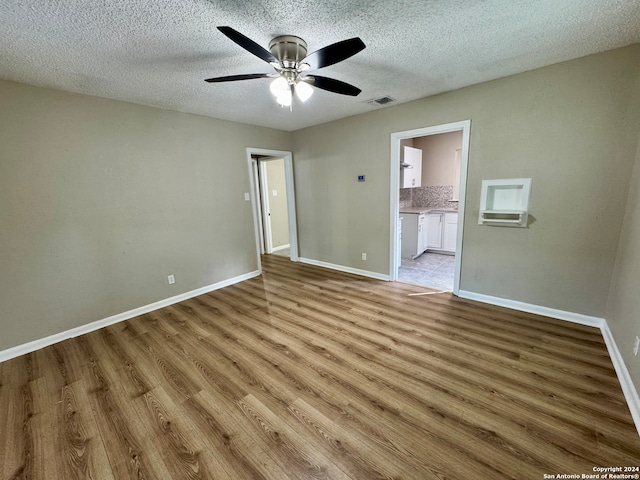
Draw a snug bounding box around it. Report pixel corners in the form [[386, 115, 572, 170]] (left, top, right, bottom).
[[601, 322, 640, 437], [457, 290, 605, 328], [298, 257, 390, 281], [458, 289, 640, 437], [0, 270, 261, 363], [271, 244, 290, 252]]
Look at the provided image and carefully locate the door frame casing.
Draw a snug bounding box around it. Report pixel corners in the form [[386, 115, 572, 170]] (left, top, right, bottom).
[[389, 120, 471, 294], [246, 148, 299, 271]]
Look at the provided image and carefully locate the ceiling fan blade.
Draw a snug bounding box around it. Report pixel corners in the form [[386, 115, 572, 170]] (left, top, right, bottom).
[[205, 73, 271, 83], [302, 37, 365, 70], [217, 26, 278, 65], [303, 75, 362, 96]]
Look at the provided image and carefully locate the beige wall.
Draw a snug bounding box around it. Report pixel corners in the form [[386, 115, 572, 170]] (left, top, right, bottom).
[[0, 79, 292, 351], [264, 158, 290, 249], [413, 130, 463, 187], [607, 131, 640, 391], [293, 44, 640, 317]]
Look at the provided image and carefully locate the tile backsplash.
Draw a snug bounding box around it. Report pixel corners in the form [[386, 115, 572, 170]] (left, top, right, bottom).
[[400, 185, 458, 209], [399, 188, 412, 208]]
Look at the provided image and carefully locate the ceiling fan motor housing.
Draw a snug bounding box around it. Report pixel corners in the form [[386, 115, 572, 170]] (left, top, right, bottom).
[[206, 27, 365, 98], [269, 36, 308, 68]]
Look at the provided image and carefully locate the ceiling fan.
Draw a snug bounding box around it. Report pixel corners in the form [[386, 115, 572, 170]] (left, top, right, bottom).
[[205, 26, 366, 108]]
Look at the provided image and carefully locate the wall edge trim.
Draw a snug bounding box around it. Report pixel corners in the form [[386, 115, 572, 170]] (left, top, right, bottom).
[[601, 321, 640, 437], [298, 257, 390, 281], [457, 290, 605, 327], [0, 270, 261, 363]]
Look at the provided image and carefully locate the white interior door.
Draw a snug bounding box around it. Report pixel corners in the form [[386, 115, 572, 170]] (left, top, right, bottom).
[[259, 161, 273, 254], [252, 160, 265, 255]]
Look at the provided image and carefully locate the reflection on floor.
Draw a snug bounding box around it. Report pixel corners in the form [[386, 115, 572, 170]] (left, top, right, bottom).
[[272, 247, 290, 258], [398, 252, 455, 291]]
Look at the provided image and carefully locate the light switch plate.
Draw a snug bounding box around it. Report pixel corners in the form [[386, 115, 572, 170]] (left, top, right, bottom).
[[244, 192, 250, 201]]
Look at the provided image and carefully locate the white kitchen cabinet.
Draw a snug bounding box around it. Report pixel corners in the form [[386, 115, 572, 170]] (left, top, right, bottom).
[[426, 211, 458, 254], [401, 146, 422, 188], [400, 213, 426, 259], [426, 213, 443, 249], [418, 214, 427, 254], [443, 212, 458, 252]]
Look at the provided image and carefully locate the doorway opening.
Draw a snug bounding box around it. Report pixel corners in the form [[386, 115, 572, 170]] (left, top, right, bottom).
[[246, 148, 299, 272], [389, 121, 471, 295]]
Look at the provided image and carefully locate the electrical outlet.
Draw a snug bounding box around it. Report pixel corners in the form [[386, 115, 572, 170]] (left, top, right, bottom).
[[361, 252, 367, 261], [634, 336, 640, 356], [167, 274, 175, 285], [244, 192, 250, 201]]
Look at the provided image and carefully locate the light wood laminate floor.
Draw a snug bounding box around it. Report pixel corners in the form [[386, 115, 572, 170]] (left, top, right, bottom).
[[1, 254, 639, 479]]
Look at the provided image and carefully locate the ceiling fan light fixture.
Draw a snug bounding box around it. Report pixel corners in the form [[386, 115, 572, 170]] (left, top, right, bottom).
[[295, 80, 313, 102], [269, 76, 289, 96], [275, 89, 292, 107]]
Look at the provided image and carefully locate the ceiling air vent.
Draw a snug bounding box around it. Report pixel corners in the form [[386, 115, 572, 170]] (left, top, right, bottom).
[[365, 96, 395, 106]]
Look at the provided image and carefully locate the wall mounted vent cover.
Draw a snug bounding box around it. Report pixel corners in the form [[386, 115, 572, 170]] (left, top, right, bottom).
[[365, 96, 395, 106]]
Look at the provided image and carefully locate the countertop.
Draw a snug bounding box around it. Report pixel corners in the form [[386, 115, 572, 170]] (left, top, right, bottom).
[[399, 207, 458, 214]]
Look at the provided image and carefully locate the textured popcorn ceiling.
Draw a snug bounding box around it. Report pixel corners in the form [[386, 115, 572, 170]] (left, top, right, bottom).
[[1, 0, 639, 131]]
